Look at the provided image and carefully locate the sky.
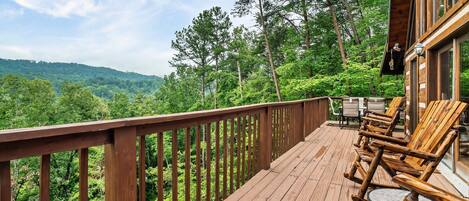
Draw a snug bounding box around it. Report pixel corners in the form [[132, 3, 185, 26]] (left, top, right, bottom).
[[0, 0, 255, 76]]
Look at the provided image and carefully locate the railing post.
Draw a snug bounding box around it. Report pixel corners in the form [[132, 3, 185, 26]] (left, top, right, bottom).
[[299, 103, 305, 141], [325, 98, 329, 122], [0, 161, 11, 201], [105, 127, 137, 201], [259, 106, 272, 170]]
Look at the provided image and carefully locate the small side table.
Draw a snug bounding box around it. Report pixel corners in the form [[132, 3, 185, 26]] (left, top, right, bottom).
[[367, 189, 431, 201]]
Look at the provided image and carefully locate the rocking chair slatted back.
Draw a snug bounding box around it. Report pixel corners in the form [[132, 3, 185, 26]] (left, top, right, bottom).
[[405, 100, 468, 165], [385, 97, 404, 117]]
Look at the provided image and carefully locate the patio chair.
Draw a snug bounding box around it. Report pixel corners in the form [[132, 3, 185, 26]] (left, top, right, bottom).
[[341, 97, 361, 126], [354, 97, 404, 147], [328, 97, 342, 125], [344, 100, 468, 201], [392, 173, 469, 201], [366, 97, 386, 114]]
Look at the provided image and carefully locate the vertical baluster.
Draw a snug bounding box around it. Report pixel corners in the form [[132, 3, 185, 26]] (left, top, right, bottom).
[[79, 148, 89, 201], [247, 115, 252, 179], [215, 121, 220, 201], [139, 137, 146, 201], [293, 105, 297, 144], [172, 129, 178, 201], [196, 126, 202, 201], [229, 118, 234, 194], [252, 114, 258, 173], [40, 154, 50, 201], [157, 132, 164, 201], [273, 109, 277, 159], [185, 128, 191, 201], [299, 103, 305, 142], [0, 161, 11, 201], [286, 107, 290, 149], [241, 116, 246, 184], [281, 108, 285, 155], [236, 116, 242, 189], [222, 119, 228, 198], [205, 123, 211, 201], [278, 107, 285, 157]]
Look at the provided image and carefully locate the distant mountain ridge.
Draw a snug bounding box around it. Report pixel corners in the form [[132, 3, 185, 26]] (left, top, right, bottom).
[[0, 58, 164, 98]]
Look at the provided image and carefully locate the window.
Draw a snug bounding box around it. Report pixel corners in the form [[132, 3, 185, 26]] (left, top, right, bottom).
[[433, 0, 459, 22]]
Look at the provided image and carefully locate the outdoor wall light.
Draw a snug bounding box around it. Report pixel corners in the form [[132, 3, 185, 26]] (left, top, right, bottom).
[[415, 43, 425, 57]]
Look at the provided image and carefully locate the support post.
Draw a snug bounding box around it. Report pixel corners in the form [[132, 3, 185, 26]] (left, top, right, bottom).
[[105, 127, 137, 201], [0, 161, 11, 201], [259, 106, 272, 170]]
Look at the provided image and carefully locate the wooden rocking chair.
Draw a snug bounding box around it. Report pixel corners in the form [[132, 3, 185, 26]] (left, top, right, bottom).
[[354, 97, 404, 147], [392, 173, 469, 201], [344, 100, 468, 201]]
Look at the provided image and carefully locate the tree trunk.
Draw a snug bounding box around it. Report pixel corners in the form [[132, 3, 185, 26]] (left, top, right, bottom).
[[236, 60, 243, 99], [301, 0, 314, 78], [258, 0, 282, 101], [214, 58, 219, 109], [328, 3, 348, 65], [340, 0, 361, 45], [301, 0, 311, 50], [201, 75, 205, 108]]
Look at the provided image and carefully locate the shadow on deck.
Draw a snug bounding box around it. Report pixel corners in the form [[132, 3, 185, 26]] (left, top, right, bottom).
[[226, 123, 460, 201]]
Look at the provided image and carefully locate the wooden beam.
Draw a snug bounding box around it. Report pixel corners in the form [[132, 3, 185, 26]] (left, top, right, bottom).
[[0, 161, 11, 201], [105, 127, 137, 201]]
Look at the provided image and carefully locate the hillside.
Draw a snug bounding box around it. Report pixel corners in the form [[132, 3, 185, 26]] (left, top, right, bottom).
[[0, 58, 163, 98]]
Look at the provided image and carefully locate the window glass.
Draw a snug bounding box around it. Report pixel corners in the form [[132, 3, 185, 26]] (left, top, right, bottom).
[[440, 48, 454, 100], [439, 0, 445, 17], [458, 40, 469, 180]]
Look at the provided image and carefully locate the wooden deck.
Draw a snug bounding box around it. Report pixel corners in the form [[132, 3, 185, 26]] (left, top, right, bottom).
[[226, 123, 461, 201]]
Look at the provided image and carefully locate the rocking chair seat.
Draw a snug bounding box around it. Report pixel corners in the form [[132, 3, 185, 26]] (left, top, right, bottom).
[[365, 125, 388, 134], [354, 148, 423, 176]]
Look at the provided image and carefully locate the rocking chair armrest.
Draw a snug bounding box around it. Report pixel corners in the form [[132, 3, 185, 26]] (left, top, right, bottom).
[[392, 173, 469, 201], [370, 140, 439, 161], [358, 131, 408, 145], [365, 111, 391, 118], [362, 116, 392, 126]]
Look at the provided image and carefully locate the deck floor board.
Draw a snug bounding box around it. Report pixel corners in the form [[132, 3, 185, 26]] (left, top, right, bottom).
[[225, 123, 462, 201]]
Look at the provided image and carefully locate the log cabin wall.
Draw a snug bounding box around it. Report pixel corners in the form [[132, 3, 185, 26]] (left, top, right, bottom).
[[400, 0, 469, 196], [402, 0, 469, 134]]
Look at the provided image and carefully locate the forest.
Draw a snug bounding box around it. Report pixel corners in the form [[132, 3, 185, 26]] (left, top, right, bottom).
[[0, 0, 405, 200], [0, 59, 164, 99]]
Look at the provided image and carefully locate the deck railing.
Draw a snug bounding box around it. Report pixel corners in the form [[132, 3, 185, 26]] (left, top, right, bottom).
[[0, 97, 329, 201]]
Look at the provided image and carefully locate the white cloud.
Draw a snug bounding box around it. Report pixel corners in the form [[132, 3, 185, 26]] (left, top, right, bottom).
[[0, 45, 31, 56], [0, 4, 24, 18], [3, 0, 253, 76], [14, 0, 99, 17]]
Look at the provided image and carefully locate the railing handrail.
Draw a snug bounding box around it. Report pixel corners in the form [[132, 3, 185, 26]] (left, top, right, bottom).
[[0, 96, 331, 201], [0, 97, 328, 143]]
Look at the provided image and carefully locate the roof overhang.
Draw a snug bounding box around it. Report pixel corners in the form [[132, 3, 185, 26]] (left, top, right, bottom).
[[381, 0, 411, 76]]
